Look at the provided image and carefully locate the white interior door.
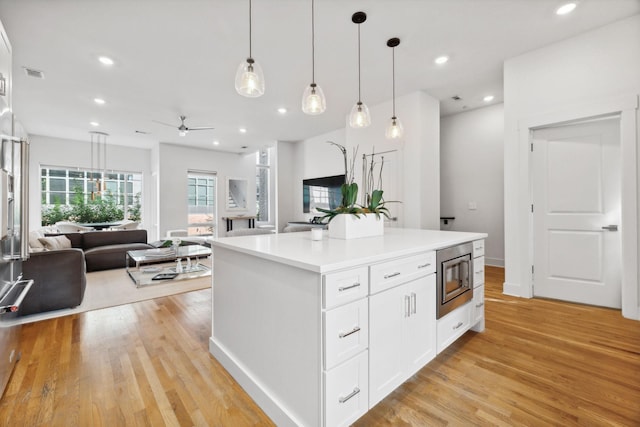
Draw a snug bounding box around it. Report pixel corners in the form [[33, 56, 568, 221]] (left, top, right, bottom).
[[532, 117, 621, 308]]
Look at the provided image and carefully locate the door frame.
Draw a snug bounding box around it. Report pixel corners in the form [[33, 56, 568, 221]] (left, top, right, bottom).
[[514, 94, 638, 320]]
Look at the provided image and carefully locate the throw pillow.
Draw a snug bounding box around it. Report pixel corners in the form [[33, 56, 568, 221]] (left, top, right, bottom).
[[29, 230, 45, 249], [38, 235, 72, 250]]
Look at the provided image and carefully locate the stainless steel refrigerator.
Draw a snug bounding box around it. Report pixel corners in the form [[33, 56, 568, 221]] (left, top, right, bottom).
[[0, 94, 32, 398]]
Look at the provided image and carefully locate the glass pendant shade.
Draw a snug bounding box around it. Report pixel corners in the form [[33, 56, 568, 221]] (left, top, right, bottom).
[[302, 83, 326, 115], [235, 58, 265, 98], [349, 101, 371, 128], [385, 116, 404, 139]]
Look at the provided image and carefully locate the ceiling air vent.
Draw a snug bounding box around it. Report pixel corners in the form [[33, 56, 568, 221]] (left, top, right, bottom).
[[451, 95, 462, 101], [23, 67, 45, 79]]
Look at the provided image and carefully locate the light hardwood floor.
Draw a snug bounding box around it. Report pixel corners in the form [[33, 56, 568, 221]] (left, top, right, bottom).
[[1, 266, 638, 426]]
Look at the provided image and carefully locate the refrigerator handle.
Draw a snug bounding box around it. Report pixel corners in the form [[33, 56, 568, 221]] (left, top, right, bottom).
[[20, 139, 29, 260]]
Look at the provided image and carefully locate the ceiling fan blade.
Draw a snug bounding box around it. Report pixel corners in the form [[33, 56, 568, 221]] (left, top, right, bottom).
[[152, 119, 178, 128], [187, 126, 216, 131]]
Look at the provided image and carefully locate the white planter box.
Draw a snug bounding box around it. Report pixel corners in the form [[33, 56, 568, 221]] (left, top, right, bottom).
[[329, 213, 384, 239]]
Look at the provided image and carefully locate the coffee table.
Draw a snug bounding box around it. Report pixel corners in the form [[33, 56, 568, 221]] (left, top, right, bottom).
[[126, 245, 212, 287]]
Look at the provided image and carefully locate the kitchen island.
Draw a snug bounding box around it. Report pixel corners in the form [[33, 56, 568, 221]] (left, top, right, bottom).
[[210, 228, 487, 427]]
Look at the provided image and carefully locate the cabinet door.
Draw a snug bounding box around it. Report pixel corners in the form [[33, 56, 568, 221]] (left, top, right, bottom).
[[368, 284, 407, 408], [405, 274, 437, 377]]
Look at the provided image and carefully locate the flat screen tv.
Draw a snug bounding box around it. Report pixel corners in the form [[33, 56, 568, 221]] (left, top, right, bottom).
[[303, 174, 345, 214]]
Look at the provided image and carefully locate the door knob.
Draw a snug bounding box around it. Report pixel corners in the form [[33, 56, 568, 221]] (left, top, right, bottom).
[[601, 225, 618, 231]]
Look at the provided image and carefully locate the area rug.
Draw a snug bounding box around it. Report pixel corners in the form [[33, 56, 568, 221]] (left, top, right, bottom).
[[13, 259, 212, 325]]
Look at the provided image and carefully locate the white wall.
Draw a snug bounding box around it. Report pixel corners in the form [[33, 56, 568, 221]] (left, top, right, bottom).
[[441, 103, 504, 266], [28, 134, 155, 237], [287, 91, 440, 229], [503, 14, 640, 319], [157, 143, 255, 238], [346, 91, 440, 229]]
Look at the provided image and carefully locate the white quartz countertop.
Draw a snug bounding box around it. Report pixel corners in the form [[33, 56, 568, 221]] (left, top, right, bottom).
[[212, 228, 487, 274]]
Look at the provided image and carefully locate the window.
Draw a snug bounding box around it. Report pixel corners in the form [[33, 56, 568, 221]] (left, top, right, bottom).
[[188, 172, 216, 236], [256, 148, 270, 222], [40, 166, 142, 225]]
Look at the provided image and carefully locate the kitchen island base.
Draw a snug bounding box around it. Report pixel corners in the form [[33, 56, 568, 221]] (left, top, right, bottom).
[[210, 229, 486, 427]]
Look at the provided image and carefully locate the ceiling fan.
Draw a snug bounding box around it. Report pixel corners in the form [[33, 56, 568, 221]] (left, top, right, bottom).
[[153, 115, 215, 136]]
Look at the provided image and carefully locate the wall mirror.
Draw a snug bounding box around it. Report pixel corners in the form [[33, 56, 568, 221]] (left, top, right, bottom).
[[226, 177, 248, 211]]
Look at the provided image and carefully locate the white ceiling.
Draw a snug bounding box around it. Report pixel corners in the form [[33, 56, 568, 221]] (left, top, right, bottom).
[[0, 0, 638, 153]]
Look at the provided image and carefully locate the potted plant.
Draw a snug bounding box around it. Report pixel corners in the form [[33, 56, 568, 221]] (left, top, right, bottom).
[[317, 142, 395, 239]]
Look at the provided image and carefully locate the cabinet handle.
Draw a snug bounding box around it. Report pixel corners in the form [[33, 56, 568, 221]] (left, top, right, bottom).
[[475, 269, 484, 274], [339, 326, 361, 338], [411, 292, 417, 314], [418, 263, 431, 269], [339, 387, 360, 404], [405, 295, 411, 317], [384, 272, 401, 279], [476, 245, 483, 250], [338, 282, 360, 292], [476, 302, 484, 308], [453, 321, 464, 330]]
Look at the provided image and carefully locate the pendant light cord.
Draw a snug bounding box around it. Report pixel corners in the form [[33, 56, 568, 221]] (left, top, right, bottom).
[[357, 23, 361, 103], [392, 46, 396, 116], [311, 0, 315, 83], [249, 0, 253, 59]]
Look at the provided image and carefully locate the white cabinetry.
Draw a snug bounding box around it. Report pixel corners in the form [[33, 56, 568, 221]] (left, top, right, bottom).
[[369, 253, 436, 408], [322, 268, 369, 426], [471, 239, 485, 332]]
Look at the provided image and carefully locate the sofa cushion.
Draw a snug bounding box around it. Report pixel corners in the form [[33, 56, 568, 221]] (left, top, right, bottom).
[[29, 229, 46, 249], [39, 235, 72, 250], [45, 232, 84, 248], [84, 242, 153, 272], [82, 229, 148, 250]]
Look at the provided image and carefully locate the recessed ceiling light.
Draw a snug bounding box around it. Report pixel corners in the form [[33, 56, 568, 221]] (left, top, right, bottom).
[[98, 56, 114, 66], [277, 107, 287, 114], [90, 121, 100, 126], [434, 56, 449, 65], [94, 98, 106, 105], [483, 95, 495, 102], [239, 128, 247, 133], [212, 140, 220, 145], [556, 2, 577, 15]]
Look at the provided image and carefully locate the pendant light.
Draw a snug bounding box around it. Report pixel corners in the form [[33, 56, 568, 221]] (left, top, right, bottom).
[[89, 131, 108, 200], [235, 0, 265, 97], [302, 0, 326, 115], [349, 11, 370, 128], [385, 37, 404, 139]]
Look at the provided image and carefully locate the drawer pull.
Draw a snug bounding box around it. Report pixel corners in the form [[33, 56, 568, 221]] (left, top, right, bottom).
[[338, 387, 360, 404], [476, 302, 484, 308], [418, 263, 431, 269], [384, 272, 401, 279], [338, 326, 361, 339], [338, 282, 360, 292], [453, 321, 464, 330], [411, 292, 417, 314], [476, 269, 484, 274], [475, 245, 484, 250]]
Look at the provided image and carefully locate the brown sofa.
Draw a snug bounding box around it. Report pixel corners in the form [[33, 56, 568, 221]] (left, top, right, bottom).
[[20, 229, 153, 316], [45, 229, 152, 272]]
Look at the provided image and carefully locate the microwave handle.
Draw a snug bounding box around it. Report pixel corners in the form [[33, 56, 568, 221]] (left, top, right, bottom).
[[461, 259, 471, 285]]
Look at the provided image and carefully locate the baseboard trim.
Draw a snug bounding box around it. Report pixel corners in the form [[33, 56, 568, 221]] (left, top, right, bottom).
[[208, 337, 301, 427], [485, 258, 504, 267], [503, 281, 526, 297]]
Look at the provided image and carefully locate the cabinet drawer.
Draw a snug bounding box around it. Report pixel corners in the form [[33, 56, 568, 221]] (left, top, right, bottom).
[[436, 302, 471, 354], [472, 285, 484, 326], [324, 350, 369, 427], [473, 240, 485, 258], [324, 299, 368, 370], [370, 252, 435, 294], [473, 256, 485, 288], [323, 267, 368, 309]]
